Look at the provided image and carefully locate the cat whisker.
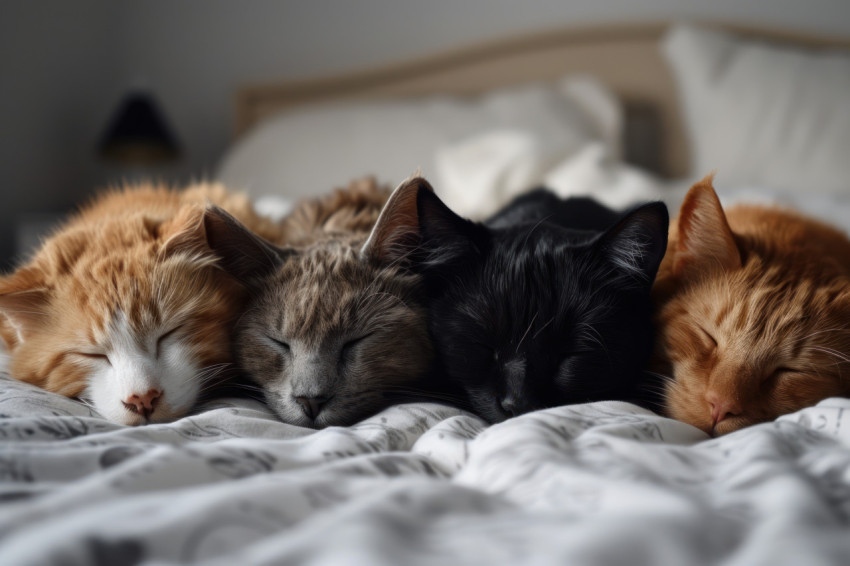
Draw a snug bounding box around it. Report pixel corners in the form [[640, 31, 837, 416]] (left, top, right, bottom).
[[515, 312, 539, 354], [198, 362, 232, 372], [193, 363, 235, 394], [644, 370, 675, 383], [195, 376, 229, 391], [634, 383, 671, 397], [578, 322, 608, 354], [196, 378, 229, 393], [532, 316, 555, 340], [196, 364, 232, 381], [76, 397, 101, 417], [196, 384, 226, 397], [229, 383, 266, 393], [794, 327, 849, 344], [810, 346, 850, 364], [197, 362, 229, 371]]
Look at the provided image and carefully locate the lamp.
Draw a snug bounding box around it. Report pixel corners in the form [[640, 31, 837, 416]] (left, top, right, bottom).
[[98, 91, 181, 165]]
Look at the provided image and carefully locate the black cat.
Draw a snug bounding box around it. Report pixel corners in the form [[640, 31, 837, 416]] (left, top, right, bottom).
[[409, 180, 669, 423]]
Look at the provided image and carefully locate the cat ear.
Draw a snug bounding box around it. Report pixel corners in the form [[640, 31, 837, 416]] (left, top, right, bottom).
[[0, 269, 51, 347], [360, 176, 430, 264], [416, 184, 488, 269], [595, 201, 669, 288], [674, 175, 741, 277], [160, 206, 210, 258], [203, 205, 291, 283]]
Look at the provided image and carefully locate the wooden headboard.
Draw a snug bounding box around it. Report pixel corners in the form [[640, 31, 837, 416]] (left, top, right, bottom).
[[234, 21, 850, 178]]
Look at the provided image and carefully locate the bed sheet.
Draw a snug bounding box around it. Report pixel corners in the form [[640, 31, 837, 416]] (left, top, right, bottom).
[[2, 361, 849, 566]]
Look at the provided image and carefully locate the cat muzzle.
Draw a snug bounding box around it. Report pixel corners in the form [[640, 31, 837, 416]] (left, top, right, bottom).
[[293, 395, 332, 420], [123, 388, 163, 420]]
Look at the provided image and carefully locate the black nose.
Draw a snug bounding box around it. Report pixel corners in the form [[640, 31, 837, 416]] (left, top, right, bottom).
[[293, 395, 331, 420], [499, 395, 521, 417]]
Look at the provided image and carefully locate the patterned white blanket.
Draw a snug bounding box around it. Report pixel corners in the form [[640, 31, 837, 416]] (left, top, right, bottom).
[[1, 366, 849, 566]]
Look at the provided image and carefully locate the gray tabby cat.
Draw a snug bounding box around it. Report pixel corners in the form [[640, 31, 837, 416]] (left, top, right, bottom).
[[206, 179, 438, 427]]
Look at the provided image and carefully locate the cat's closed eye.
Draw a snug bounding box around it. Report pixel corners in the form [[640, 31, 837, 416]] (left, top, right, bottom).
[[74, 352, 111, 365], [156, 325, 183, 358], [265, 336, 291, 354], [698, 327, 717, 348], [341, 334, 372, 360], [766, 367, 797, 383]]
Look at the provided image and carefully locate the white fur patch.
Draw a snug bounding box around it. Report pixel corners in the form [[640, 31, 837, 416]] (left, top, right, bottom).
[[85, 311, 200, 425]]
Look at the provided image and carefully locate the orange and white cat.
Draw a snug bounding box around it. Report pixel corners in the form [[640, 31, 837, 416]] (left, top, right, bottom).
[[0, 183, 283, 426], [653, 176, 850, 436]]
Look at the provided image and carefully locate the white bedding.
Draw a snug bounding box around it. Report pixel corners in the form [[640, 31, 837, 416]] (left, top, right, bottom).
[[436, 131, 850, 237], [2, 359, 850, 565]]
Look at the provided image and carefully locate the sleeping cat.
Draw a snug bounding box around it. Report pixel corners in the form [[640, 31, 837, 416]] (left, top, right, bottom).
[[398, 179, 669, 423], [206, 178, 436, 428], [0, 183, 282, 426], [653, 176, 850, 436]]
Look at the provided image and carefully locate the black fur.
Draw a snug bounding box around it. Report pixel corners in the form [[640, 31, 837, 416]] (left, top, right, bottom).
[[415, 188, 669, 423]]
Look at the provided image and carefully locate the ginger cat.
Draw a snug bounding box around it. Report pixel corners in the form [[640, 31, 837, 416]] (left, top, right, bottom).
[[0, 183, 282, 426], [653, 176, 850, 436]]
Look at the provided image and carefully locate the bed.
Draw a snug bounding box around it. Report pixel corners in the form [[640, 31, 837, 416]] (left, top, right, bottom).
[[3, 21, 850, 566]]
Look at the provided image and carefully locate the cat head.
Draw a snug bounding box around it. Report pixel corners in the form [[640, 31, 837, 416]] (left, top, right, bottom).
[[0, 206, 245, 425], [408, 182, 668, 423], [209, 179, 433, 428], [655, 176, 850, 436]]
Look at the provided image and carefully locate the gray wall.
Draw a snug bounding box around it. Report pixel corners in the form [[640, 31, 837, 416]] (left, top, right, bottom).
[[2, 0, 850, 268], [1, 1, 119, 267]]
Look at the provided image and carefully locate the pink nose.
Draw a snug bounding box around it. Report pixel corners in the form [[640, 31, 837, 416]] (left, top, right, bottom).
[[706, 390, 740, 427], [123, 388, 163, 419]]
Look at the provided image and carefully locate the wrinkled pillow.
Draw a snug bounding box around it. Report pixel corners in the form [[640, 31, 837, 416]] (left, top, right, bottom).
[[435, 133, 660, 219], [216, 76, 621, 202], [663, 24, 850, 194]]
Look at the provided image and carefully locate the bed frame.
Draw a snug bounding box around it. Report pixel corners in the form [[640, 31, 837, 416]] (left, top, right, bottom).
[[234, 21, 850, 178]]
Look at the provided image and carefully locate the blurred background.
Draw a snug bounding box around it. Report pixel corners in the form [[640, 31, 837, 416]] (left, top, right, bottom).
[[1, 0, 849, 270]]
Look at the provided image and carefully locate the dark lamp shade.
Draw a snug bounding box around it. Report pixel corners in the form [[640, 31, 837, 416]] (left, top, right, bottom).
[[98, 92, 181, 165]]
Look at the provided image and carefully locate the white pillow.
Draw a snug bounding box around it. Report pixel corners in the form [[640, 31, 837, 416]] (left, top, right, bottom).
[[436, 129, 581, 219], [216, 76, 621, 202], [435, 133, 657, 219], [543, 142, 664, 210], [663, 24, 850, 194]]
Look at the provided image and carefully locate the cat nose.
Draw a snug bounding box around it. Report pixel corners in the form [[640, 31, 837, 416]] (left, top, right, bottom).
[[123, 388, 163, 419], [294, 395, 331, 420], [706, 390, 740, 426], [499, 395, 522, 417]]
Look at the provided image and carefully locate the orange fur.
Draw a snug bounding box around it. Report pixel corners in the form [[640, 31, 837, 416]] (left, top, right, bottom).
[[280, 176, 391, 244], [653, 176, 850, 435], [0, 182, 281, 424]]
